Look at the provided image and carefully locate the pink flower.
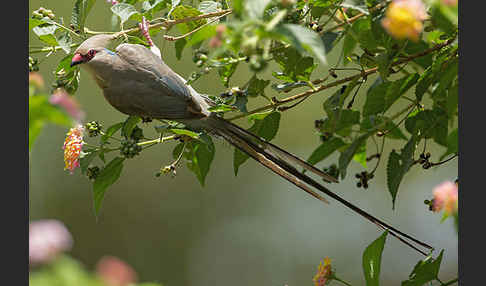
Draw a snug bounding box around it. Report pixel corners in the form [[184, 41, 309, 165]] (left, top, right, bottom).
[[381, 0, 428, 42], [432, 181, 458, 214], [29, 220, 73, 267], [106, 0, 119, 5], [313, 257, 333, 286], [29, 72, 44, 90], [63, 125, 84, 173], [49, 88, 85, 123], [96, 256, 138, 286]]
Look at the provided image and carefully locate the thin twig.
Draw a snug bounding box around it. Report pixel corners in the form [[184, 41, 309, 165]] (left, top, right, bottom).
[[319, 0, 391, 35], [164, 11, 231, 41]]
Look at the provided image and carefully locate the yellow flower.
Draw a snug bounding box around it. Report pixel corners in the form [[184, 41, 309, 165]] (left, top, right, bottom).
[[381, 0, 428, 42], [63, 125, 84, 173], [313, 257, 332, 286]]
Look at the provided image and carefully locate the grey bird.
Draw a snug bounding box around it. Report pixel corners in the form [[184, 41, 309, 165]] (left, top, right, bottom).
[[71, 34, 432, 255]]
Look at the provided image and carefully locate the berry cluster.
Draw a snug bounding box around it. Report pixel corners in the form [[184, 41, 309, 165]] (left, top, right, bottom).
[[86, 166, 100, 181], [193, 50, 208, 68], [120, 138, 142, 159], [355, 171, 374, 189], [29, 57, 39, 72], [418, 152, 432, 169], [85, 121, 103, 137], [32, 7, 55, 20]]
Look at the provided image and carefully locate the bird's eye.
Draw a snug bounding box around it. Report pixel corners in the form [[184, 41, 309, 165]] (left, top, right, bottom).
[[88, 49, 96, 57]]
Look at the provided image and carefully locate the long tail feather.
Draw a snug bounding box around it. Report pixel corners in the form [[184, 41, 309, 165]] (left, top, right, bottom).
[[207, 116, 433, 255]]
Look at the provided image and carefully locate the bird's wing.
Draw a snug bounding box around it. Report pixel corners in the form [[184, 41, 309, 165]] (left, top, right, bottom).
[[114, 43, 204, 118]]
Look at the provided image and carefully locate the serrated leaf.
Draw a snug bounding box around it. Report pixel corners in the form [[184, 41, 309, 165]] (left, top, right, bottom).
[[401, 250, 444, 286], [198, 1, 222, 14], [29, 18, 47, 30], [101, 122, 124, 144], [71, 0, 96, 34], [79, 150, 99, 175], [363, 231, 388, 286], [175, 38, 186, 60], [246, 75, 270, 97], [272, 47, 317, 83], [234, 112, 281, 175], [171, 5, 206, 34], [93, 157, 125, 216], [363, 74, 419, 116], [338, 133, 370, 179], [387, 136, 417, 209], [276, 24, 327, 65], [405, 109, 448, 146], [111, 3, 142, 24], [33, 25, 58, 46], [121, 116, 142, 138], [218, 61, 239, 87], [184, 138, 215, 186], [56, 32, 72, 54], [307, 137, 346, 166]]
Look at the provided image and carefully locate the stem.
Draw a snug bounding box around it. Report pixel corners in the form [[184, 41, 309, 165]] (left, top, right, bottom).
[[440, 278, 459, 286], [137, 135, 178, 147], [29, 44, 79, 54], [333, 276, 353, 286]]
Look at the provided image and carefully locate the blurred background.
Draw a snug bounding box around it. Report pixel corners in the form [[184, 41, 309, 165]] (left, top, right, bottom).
[[29, 1, 458, 285]]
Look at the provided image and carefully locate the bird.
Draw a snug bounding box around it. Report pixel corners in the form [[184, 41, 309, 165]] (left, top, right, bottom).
[[71, 34, 433, 255]]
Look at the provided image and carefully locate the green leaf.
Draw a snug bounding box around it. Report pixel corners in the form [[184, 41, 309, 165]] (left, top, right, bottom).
[[338, 133, 370, 179], [186, 24, 217, 46], [246, 75, 270, 97], [29, 18, 47, 30], [386, 136, 417, 209], [233, 112, 281, 175], [171, 5, 206, 34], [79, 150, 99, 175], [275, 24, 328, 66], [71, 0, 96, 34], [121, 116, 142, 138], [56, 32, 72, 54], [111, 3, 142, 24], [307, 137, 346, 166], [101, 122, 124, 144], [440, 128, 458, 160], [245, 0, 271, 19], [405, 109, 448, 146], [168, 0, 182, 17], [321, 32, 339, 54], [362, 231, 388, 286], [184, 138, 215, 186], [218, 61, 239, 87], [207, 104, 237, 113], [198, 1, 222, 14], [272, 47, 317, 83], [32, 25, 58, 46], [175, 38, 187, 60], [353, 141, 367, 168], [363, 74, 419, 117], [401, 250, 444, 286], [342, 32, 357, 59], [360, 115, 408, 141], [93, 157, 125, 216]]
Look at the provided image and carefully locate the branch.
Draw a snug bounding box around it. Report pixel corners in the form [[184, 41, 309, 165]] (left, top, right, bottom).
[[227, 37, 456, 121]]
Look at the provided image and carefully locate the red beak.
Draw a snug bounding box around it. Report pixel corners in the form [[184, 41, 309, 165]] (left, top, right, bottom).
[[70, 53, 85, 67]]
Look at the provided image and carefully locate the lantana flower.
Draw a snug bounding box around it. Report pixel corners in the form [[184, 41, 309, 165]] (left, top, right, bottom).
[[432, 181, 458, 215], [29, 220, 73, 267], [381, 0, 428, 42], [313, 257, 333, 286], [63, 125, 84, 173]]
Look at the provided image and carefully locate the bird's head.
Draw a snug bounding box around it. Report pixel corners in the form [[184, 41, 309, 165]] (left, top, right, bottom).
[[71, 34, 115, 67]]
